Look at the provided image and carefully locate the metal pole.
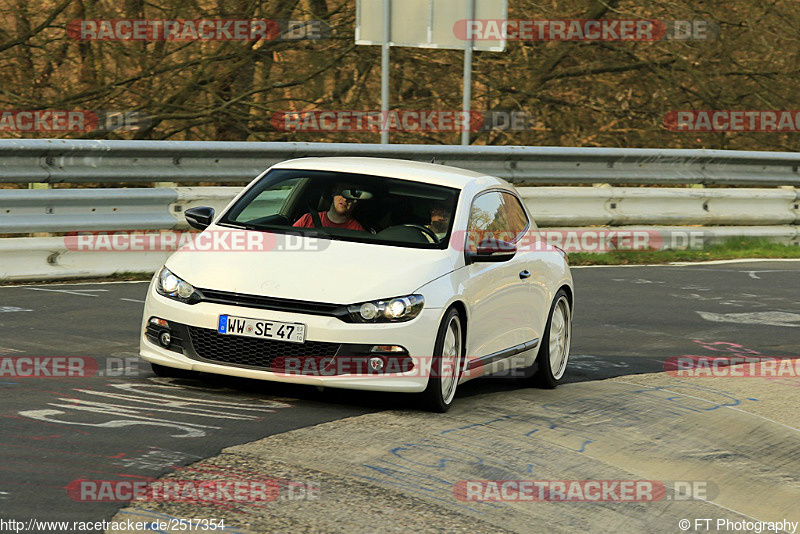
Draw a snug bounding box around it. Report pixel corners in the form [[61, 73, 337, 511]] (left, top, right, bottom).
[[381, 0, 391, 144], [460, 0, 475, 145]]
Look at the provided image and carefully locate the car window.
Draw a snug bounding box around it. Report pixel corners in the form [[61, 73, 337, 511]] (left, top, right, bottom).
[[467, 191, 529, 251], [234, 178, 303, 222], [219, 169, 460, 249]]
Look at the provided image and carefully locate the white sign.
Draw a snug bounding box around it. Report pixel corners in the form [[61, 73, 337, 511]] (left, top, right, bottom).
[[356, 0, 506, 51]]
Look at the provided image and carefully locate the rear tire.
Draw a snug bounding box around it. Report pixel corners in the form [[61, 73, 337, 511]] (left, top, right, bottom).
[[420, 308, 464, 413], [523, 289, 572, 389]]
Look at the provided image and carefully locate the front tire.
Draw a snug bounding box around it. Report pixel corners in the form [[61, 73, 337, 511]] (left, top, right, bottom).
[[525, 289, 572, 389], [420, 307, 464, 413]]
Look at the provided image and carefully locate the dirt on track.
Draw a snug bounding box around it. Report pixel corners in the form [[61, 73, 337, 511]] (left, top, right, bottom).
[[108, 365, 800, 533]]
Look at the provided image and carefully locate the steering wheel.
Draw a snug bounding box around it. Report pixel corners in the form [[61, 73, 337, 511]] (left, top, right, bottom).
[[402, 224, 439, 243]]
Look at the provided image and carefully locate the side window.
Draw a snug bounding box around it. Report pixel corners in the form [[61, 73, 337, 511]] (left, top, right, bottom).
[[233, 178, 302, 223], [467, 191, 529, 251], [498, 192, 529, 238]]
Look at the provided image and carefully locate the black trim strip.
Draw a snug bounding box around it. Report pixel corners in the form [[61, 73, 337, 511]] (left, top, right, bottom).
[[194, 287, 347, 317], [467, 338, 539, 370]]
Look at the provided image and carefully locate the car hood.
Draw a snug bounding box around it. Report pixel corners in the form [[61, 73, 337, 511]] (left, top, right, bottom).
[[165, 232, 458, 304]]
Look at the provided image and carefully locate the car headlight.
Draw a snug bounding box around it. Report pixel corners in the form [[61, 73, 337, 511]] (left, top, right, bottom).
[[156, 266, 197, 303], [346, 295, 424, 323]]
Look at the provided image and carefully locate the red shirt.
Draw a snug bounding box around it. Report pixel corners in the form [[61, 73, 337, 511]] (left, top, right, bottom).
[[293, 211, 365, 231]]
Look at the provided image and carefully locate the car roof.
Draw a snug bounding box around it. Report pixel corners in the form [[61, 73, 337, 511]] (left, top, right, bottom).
[[271, 157, 509, 190]]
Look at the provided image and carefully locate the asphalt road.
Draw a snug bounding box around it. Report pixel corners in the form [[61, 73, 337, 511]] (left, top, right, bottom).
[[1, 260, 798, 529]]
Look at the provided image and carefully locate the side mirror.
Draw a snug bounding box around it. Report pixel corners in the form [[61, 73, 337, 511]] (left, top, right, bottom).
[[466, 238, 517, 264], [185, 206, 215, 230]]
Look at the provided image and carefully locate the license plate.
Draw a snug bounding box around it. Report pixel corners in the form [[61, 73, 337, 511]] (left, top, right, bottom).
[[217, 315, 306, 344]]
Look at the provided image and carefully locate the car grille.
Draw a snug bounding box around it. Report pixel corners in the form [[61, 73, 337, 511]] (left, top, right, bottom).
[[187, 326, 340, 371]]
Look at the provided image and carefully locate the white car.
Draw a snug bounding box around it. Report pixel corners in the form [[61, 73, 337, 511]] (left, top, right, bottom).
[[139, 157, 573, 412]]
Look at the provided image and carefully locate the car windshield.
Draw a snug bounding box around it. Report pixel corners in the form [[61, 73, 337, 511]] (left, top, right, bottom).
[[218, 169, 460, 249]]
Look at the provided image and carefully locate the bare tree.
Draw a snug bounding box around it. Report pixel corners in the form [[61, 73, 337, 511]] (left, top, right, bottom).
[[0, 0, 797, 152]]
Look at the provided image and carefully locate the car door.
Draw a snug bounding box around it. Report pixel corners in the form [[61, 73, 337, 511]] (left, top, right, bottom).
[[461, 190, 540, 369]]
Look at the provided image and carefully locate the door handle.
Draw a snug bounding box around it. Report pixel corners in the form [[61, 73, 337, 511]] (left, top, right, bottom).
[[519, 270, 531, 279]]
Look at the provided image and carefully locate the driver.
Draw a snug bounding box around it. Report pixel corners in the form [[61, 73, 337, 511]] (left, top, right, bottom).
[[426, 201, 452, 239], [293, 183, 366, 231]]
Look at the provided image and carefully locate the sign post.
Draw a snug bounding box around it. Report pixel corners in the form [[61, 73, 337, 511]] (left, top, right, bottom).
[[461, 0, 475, 146], [380, 0, 391, 144], [356, 0, 506, 145]]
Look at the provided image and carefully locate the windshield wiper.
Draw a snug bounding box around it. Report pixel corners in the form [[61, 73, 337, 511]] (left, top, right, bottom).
[[217, 222, 248, 230], [220, 221, 284, 232], [221, 221, 338, 237]]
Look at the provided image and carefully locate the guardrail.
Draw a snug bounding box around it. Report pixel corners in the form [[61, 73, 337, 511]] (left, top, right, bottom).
[[2, 226, 797, 282], [1, 139, 799, 281], [0, 187, 237, 233], [1, 186, 798, 234], [520, 186, 800, 226], [2, 139, 800, 185]]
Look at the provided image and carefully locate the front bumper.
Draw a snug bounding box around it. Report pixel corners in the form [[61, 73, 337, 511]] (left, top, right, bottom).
[[139, 281, 441, 393]]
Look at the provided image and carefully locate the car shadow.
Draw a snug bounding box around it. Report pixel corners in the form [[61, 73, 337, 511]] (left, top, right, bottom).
[[158, 370, 421, 411], [157, 354, 667, 411], [455, 354, 669, 399]]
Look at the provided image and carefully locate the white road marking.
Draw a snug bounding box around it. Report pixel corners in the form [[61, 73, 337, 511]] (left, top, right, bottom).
[[571, 258, 800, 268], [0, 307, 33, 313], [0, 280, 150, 289], [671, 268, 799, 275], [697, 311, 800, 328], [18, 382, 292, 439], [569, 355, 630, 371], [667, 258, 800, 266], [671, 293, 767, 308], [120, 298, 145, 303], [24, 288, 108, 297], [112, 447, 203, 471], [691, 269, 800, 279]]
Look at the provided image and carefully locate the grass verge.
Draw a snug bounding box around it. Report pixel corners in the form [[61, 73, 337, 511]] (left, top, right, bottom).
[[569, 238, 800, 265]]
